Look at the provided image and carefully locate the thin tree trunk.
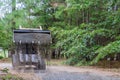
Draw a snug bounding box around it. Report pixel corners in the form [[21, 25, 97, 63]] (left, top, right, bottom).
[[114, 4, 118, 11], [76, 11, 79, 26], [87, 9, 89, 23], [12, 0, 16, 29], [3, 49, 6, 58], [82, 9, 85, 23], [12, 0, 16, 11], [88, 8, 90, 23], [69, 14, 72, 25]]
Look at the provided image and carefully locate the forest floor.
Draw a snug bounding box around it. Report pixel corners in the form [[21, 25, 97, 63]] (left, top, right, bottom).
[[0, 59, 120, 80]]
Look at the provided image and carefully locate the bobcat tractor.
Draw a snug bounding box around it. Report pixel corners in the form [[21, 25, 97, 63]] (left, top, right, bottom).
[[12, 27, 52, 70]]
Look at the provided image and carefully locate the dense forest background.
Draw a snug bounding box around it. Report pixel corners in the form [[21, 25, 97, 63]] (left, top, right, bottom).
[[0, 0, 120, 66]]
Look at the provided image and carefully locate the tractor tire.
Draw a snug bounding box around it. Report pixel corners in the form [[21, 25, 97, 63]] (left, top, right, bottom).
[[12, 53, 20, 69], [37, 56, 46, 70]]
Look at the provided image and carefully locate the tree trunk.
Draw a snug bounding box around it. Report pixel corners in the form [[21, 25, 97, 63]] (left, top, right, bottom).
[[87, 9, 89, 23], [11, 0, 16, 30], [3, 49, 6, 58], [12, 0, 16, 11], [82, 9, 85, 23]]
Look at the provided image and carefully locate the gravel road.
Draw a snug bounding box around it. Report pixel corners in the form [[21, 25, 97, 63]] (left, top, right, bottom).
[[36, 66, 120, 80], [0, 63, 120, 80]]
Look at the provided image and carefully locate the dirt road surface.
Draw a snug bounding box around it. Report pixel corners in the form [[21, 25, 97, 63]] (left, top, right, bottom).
[[0, 63, 120, 80]]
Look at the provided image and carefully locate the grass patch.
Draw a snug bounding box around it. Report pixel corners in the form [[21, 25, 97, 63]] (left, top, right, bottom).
[[0, 58, 11, 63], [0, 73, 24, 80], [0, 68, 24, 80], [46, 59, 66, 66]]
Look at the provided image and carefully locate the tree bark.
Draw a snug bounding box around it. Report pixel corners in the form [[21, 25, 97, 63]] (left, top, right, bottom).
[[11, 0, 16, 30], [12, 0, 16, 11], [3, 49, 6, 58], [82, 9, 85, 23]]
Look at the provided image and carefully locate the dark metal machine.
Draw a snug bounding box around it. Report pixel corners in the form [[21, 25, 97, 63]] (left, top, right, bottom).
[[12, 28, 52, 70]]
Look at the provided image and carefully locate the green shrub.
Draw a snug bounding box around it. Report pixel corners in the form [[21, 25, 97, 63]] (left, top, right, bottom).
[[0, 56, 3, 59], [92, 40, 120, 64], [50, 26, 115, 65]]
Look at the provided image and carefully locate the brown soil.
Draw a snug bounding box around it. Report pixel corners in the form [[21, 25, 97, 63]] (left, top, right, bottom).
[[0, 58, 11, 63], [94, 60, 120, 68], [10, 71, 41, 80], [0, 59, 120, 80]]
